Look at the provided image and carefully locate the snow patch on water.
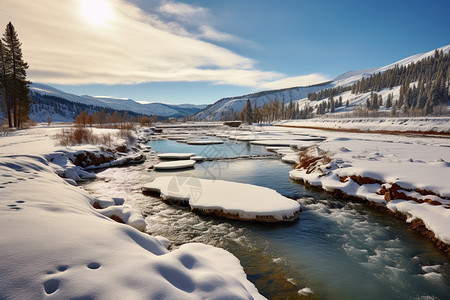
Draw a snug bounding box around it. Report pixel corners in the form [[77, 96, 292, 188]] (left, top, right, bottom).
[[298, 287, 314, 296]]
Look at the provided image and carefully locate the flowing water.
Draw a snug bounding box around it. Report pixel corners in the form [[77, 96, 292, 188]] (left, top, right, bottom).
[[83, 139, 450, 299]]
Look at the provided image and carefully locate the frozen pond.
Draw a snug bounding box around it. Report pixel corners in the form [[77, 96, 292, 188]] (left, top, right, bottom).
[[83, 138, 450, 299]]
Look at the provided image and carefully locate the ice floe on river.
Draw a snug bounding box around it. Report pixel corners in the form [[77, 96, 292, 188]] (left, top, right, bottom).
[[142, 176, 301, 222], [154, 160, 196, 170], [157, 152, 196, 159]]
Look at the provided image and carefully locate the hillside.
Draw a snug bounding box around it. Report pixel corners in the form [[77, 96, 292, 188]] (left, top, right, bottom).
[[29, 83, 206, 122], [195, 44, 450, 121]]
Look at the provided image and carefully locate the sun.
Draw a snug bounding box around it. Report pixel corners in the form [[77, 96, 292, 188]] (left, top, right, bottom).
[[80, 0, 114, 27]]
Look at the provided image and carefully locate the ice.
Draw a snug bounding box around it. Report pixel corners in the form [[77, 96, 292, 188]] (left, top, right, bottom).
[[142, 176, 301, 222], [154, 160, 196, 170], [298, 287, 314, 296]]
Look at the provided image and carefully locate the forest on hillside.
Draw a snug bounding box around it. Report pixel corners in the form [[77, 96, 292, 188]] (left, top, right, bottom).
[[29, 92, 151, 122], [224, 50, 449, 123], [308, 49, 449, 116]]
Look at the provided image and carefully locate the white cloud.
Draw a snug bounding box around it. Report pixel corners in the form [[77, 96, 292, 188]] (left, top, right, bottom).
[[1, 0, 282, 87], [158, 1, 207, 20], [258, 73, 330, 90]]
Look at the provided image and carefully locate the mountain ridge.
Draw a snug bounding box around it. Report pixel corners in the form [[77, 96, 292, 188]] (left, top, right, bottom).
[[29, 83, 206, 121], [195, 44, 450, 120]]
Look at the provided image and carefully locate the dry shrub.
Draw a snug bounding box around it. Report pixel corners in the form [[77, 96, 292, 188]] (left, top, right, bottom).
[[0, 124, 12, 136], [117, 123, 136, 144], [56, 127, 113, 146], [99, 132, 113, 147]]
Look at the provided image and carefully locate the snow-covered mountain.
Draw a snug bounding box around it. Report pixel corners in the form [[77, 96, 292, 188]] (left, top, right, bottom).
[[29, 83, 206, 121], [194, 82, 332, 121], [196, 44, 450, 120]]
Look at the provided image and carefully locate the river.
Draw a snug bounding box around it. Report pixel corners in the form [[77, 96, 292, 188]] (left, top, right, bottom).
[[82, 137, 450, 299]]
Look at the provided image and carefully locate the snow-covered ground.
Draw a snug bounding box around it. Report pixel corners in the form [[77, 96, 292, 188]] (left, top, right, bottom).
[[278, 117, 450, 134], [0, 124, 265, 299]]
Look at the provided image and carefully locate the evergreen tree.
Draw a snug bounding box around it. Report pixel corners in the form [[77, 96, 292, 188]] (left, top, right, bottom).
[[385, 93, 393, 108], [0, 39, 12, 127], [245, 99, 253, 124], [288, 100, 293, 119], [2, 22, 31, 127], [330, 96, 335, 113]]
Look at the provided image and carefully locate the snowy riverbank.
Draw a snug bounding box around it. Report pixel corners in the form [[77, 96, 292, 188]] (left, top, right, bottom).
[[277, 117, 450, 134], [0, 124, 265, 299], [274, 120, 450, 253], [207, 120, 450, 254]]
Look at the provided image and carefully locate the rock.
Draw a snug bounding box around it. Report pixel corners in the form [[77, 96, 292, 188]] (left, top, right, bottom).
[[116, 145, 128, 153], [110, 215, 125, 224]]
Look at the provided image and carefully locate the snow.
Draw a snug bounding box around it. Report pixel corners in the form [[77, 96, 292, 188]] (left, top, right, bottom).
[[387, 200, 450, 244], [142, 176, 301, 222], [273, 120, 450, 243], [0, 127, 265, 299], [289, 136, 450, 197], [154, 160, 196, 170], [278, 117, 450, 134], [157, 152, 196, 159], [298, 287, 314, 296]]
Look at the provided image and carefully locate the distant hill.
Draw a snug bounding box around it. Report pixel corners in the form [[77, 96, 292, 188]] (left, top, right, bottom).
[[195, 44, 450, 120], [28, 83, 206, 122]]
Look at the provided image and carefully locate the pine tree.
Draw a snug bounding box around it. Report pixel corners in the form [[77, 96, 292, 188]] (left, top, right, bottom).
[[0, 39, 12, 127], [2, 22, 31, 127], [330, 97, 335, 113], [245, 99, 253, 124], [385, 93, 393, 108]]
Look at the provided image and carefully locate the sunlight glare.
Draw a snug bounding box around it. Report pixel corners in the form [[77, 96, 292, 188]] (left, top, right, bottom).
[[80, 0, 114, 27]]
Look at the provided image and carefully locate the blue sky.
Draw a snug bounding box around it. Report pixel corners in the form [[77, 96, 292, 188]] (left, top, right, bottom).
[[2, 0, 449, 104]]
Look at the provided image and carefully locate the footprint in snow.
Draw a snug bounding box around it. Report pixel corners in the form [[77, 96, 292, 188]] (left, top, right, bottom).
[[57, 265, 69, 272], [7, 204, 22, 210], [87, 262, 101, 270], [43, 278, 60, 295]]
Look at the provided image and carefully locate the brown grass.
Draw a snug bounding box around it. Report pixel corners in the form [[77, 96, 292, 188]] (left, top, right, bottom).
[[55, 127, 114, 146], [55, 124, 136, 147]]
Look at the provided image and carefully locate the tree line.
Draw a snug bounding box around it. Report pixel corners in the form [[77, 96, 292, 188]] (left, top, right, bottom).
[[307, 49, 449, 115], [73, 109, 157, 128], [29, 92, 152, 122], [0, 22, 31, 128]]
